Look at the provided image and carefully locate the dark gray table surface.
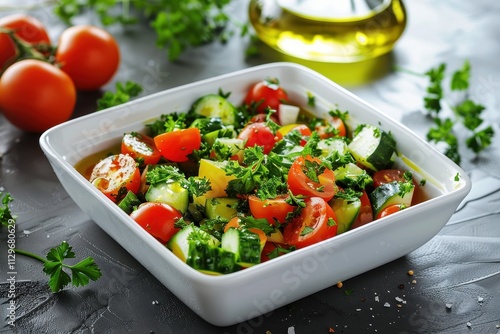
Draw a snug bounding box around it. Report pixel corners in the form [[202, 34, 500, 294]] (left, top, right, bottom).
[[1, 1, 500, 333]]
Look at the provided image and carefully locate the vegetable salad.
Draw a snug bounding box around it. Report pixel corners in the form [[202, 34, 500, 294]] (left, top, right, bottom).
[[82, 78, 422, 275]]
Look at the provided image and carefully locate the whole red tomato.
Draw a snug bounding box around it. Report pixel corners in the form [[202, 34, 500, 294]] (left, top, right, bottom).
[[0, 59, 76, 132], [55, 25, 120, 90], [0, 14, 51, 71]]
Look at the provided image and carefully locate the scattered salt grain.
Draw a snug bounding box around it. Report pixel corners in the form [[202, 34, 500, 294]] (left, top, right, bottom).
[[477, 296, 484, 303], [152, 300, 159, 305], [375, 296, 380, 302], [288, 326, 295, 334], [395, 297, 404, 303], [466, 322, 472, 328], [384, 302, 391, 308], [446, 303, 453, 309]]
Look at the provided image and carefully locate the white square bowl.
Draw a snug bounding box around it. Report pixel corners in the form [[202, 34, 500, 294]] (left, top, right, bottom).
[[39, 62, 471, 326]]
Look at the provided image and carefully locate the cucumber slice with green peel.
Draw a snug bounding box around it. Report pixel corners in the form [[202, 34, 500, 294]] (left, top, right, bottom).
[[205, 197, 239, 220], [334, 162, 373, 189], [189, 117, 224, 135], [221, 228, 262, 267], [145, 181, 189, 213], [117, 190, 141, 214], [191, 94, 237, 126], [369, 181, 414, 217], [348, 124, 396, 171], [186, 240, 238, 275], [202, 127, 236, 146], [167, 224, 220, 262], [329, 196, 361, 234]]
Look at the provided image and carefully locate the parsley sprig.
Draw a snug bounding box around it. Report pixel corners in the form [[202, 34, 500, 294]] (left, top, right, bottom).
[[97, 81, 143, 110], [419, 60, 494, 165], [2, 192, 102, 292], [53, 0, 246, 61]]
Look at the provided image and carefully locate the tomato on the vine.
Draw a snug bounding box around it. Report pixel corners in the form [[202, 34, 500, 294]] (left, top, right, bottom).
[[237, 122, 282, 154], [287, 155, 336, 202], [130, 202, 182, 244], [283, 197, 338, 249], [0, 14, 51, 71], [89, 153, 141, 202], [55, 25, 120, 90], [245, 79, 289, 115], [154, 128, 201, 162], [121, 132, 162, 166], [0, 59, 76, 132]]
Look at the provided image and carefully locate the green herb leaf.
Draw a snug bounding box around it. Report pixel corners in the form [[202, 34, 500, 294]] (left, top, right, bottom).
[[1, 192, 16, 227], [450, 60, 470, 91], [97, 81, 143, 110]]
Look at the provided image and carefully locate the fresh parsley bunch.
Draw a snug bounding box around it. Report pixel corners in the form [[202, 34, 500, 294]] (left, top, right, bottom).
[[422, 60, 494, 165], [54, 0, 243, 61]]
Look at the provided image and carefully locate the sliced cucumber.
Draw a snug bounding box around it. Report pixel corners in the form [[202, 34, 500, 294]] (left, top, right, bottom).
[[202, 127, 236, 146], [221, 228, 262, 268], [334, 162, 373, 189], [186, 240, 238, 275], [347, 124, 396, 171], [117, 190, 141, 214], [191, 94, 237, 126], [212, 137, 245, 161], [189, 117, 224, 135], [318, 137, 348, 157], [369, 181, 414, 217], [145, 181, 189, 213], [329, 196, 361, 234], [167, 224, 220, 262], [205, 197, 239, 220]]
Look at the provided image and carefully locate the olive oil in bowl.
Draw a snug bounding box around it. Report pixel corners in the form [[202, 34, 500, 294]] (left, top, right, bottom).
[[249, 0, 407, 63]]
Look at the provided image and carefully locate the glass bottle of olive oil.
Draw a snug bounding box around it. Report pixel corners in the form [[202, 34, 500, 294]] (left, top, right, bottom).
[[248, 0, 407, 63]]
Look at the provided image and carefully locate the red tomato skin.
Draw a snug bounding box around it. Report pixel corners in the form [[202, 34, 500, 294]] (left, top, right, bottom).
[[283, 197, 338, 249], [130, 202, 182, 244], [350, 190, 374, 229], [245, 80, 289, 114], [289, 124, 312, 146], [55, 25, 120, 90], [0, 14, 51, 70], [89, 153, 141, 202], [248, 195, 295, 225], [121, 133, 162, 165], [287, 156, 336, 202], [315, 117, 347, 139], [372, 169, 416, 188], [154, 128, 201, 162], [237, 122, 282, 154], [0, 59, 76, 132], [376, 204, 405, 219]]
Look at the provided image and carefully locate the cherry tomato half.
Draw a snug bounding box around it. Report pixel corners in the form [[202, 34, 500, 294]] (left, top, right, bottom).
[[350, 190, 374, 230], [121, 132, 162, 165], [248, 194, 295, 225], [0, 14, 51, 71], [130, 202, 182, 244], [244, 79, 289, 114], [89, 153, 141, 202], [376, 204, 406, 219], [55, 25, 120, 90], [154, 128, 201, 162], [237, 122, 282, 155], [283, 197, 338, 249], [315, 116, 347, 139], [287, 155, 336, 202], [0, 59, 76, 132]]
